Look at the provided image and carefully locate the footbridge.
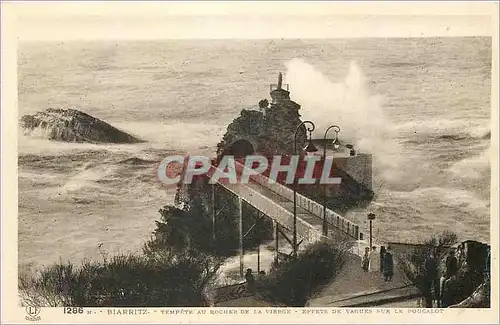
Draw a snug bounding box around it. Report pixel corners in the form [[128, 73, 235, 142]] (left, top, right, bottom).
[[210, 160, 365, 274], [206, 160, 398, 306]]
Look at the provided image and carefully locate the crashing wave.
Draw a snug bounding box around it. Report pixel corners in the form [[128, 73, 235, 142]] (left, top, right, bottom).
[[20, 108, 144, 144]]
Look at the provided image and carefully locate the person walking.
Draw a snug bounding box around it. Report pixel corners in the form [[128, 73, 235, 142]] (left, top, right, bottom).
[[441, 275, 459, 307], [379, 246, 387, 273], [361, 247, 370, 272], [446, 249, 459, 277], [245, 268, 255, 293], [382, 246, 394, 282], [424, 251, 439, 307], [257, 270, 266, 281], [440, 249, 459, 307], [368, 246, 380, 273]]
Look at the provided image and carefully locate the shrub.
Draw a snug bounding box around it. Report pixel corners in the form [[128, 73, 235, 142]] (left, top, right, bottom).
[[19, 262, 74, 307], [397, 230, 458, 306], [147, 198, 273, 257], [19, 250, 223, 307], [255, 241, 348, 307]]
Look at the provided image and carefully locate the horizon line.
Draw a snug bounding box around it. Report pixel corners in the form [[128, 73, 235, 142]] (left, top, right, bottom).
[[17, 35, 493, 43]]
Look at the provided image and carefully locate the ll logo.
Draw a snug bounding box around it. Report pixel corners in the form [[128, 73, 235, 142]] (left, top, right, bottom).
[[25, 305, 41, 321]]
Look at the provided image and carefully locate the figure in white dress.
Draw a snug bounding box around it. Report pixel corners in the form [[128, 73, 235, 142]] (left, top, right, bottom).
[[368, 246, 380, 272]]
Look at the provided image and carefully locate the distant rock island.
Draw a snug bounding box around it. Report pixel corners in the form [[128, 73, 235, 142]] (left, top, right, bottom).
[[20, 108, 144, 144]]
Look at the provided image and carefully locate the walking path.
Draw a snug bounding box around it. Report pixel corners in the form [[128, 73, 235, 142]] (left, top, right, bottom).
[[306, 253, 417, 307], [215, 251, 419, 307]]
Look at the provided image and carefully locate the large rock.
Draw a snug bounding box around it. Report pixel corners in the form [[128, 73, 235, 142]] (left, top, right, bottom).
[[446, 240, 490, 308], [20, 108, 143, 144], [448, 279, 490, 308], [216, 78, 306, 158]]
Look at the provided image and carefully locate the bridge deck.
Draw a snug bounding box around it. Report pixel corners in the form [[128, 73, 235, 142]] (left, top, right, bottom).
[[216, 160, 360, 245], [218, 178, 324, 245], [244, 180, 325, 231]]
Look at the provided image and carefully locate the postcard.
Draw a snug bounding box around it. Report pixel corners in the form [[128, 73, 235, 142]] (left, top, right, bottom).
[[1, 1, 498, 324]]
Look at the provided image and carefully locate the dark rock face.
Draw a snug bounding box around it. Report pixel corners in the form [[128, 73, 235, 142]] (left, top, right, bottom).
[[448, 279, 490, 308], [216, 99, 306, 158], [20, 108, 143, 144], [447, 240, 490, 308]]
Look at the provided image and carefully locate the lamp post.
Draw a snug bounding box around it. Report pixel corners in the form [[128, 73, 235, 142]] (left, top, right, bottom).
[[293, 120, 318, 258], [322, 125, 341, 237], [367, 213, 376, 248]]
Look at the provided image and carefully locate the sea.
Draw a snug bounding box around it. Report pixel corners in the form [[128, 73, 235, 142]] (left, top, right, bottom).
[[17, 37, 492, 269]]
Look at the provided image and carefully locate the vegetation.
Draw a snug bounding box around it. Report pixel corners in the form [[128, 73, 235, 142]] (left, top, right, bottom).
[[398, 231, 491, 308], [255, 241, 348, 307], [397, 231, 458, 304], [153, 182, 273, 257], [449, 241, 490, 307], [398, 231, 458, 288], [144, 205, 217, 254], [20, 170, 353, 308], [19, 249, 223, 307], [19, 189, 273, 308]]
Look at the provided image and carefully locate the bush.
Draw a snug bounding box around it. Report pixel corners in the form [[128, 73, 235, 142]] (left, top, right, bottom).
[[392, 231, 492, 308], [19, 250, 223, 307], [147, 196, 273, 257], [397, 230, 458, 307], [144, 205, 205, 254], [255, 241, 348, 307]]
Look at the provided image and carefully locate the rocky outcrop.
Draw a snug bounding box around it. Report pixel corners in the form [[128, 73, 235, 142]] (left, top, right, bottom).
[[448, 278, 490, 308], [20, 108, 143, 144], [216, 89, 306, 158], [446, 240, 490, 308]]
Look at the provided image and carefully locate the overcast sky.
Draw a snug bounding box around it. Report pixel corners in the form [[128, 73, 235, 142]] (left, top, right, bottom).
[[7, 2, 498, 41]]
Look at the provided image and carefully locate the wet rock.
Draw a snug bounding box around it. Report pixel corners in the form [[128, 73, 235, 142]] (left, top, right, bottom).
[[216, 97, 306, 158], [20, 108, 144, 144]]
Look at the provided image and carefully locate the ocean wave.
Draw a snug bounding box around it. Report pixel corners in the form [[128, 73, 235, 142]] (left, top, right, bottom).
[[59, 165, 120, 194], [378, 61, 427, 68], [285, 59, 411, 184], [110, 121, 224, 152], [403, 133, 490, 146], [447, 148, 491, 180], [118, 157, 158, 165], [395, 119, 490, 140], [391, 187, 490, 217]]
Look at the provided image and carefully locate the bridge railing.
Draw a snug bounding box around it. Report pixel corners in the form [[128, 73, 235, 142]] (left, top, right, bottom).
[[233, 161, 360, 240], [220, 179, 322, 244]]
